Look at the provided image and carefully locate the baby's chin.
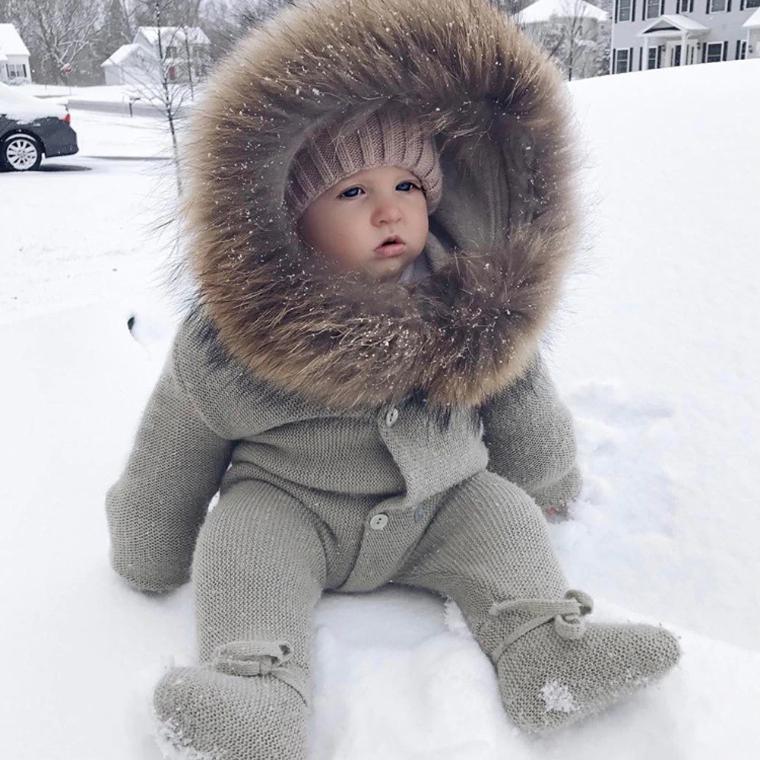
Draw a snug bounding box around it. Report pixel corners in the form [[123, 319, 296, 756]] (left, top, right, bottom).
[[364, 250, 420, 283]]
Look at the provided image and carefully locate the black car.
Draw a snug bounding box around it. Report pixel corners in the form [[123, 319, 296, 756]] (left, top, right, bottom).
[[0, 82, 78, 171]]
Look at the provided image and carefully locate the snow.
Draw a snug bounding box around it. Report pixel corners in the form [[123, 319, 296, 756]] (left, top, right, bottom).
[[103, 43, 144, 67], [0, 22, 29, 57], [2, 58, 760, 758], [516, 0, 609, 25], [19, 83, 193, 113], [743, 8, 760, 28], [25, 82, 146, 102], [642, 14, 709, 32], [137, 26, 211, 47], [0, 81, 66, 120], [540, 679, 579, 713]]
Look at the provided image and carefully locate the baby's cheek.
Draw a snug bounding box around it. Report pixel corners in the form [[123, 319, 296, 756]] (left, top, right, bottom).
[[333, 245, 368, 272]]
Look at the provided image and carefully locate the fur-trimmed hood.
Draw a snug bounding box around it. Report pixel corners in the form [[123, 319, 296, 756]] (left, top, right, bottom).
[[175, 0, 582, 413]]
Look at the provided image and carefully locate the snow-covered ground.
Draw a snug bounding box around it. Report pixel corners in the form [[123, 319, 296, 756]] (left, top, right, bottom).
[[0, 108, 183, 324], [25, 83, 146, 100], [21, 82, 199, 117], [2, 59, 759, 759]]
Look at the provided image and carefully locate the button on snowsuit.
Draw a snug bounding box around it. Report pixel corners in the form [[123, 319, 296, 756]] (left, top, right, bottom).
[[104, 0, 680, 754]]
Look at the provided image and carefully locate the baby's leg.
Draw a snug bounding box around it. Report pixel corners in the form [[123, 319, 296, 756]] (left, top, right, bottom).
[[392, 469, 680, 734], [152, 480, 327, 760]]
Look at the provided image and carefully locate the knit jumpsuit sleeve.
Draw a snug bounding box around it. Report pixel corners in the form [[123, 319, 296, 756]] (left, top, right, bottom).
[[104, 326, 235, 594], [480, 348, 582, 513]]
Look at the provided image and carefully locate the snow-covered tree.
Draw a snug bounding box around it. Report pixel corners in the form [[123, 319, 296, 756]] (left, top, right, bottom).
[[6, 0, 103, 83], [517, 0, 610, 80], [93, 0, 133, 69]]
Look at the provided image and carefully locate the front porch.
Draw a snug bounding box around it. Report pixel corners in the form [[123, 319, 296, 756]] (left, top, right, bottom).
[[638, 14, 709, 69], [743, 8, 760, 58]]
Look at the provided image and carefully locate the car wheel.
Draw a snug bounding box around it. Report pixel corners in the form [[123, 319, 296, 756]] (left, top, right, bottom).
[[2, 134, 43, 171]]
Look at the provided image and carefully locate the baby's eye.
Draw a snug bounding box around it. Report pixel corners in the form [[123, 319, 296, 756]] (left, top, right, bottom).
[[337, 181, 421, 199], [338, 186, 364, 199]]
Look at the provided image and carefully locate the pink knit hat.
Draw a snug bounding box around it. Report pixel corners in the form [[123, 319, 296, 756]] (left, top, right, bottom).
[[286, 104, 443, 220]]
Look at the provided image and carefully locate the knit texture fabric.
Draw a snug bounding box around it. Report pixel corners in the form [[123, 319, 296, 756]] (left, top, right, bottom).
[[104, 349, 233, 593], [153, 664, 310, 760], [480, 347, 585, 512], [105, 315, 680, 754], [495, 620, 681, 733], [285, 102, 443, 220], [392, 470, 681, 734], [152, 480, 324, 759]]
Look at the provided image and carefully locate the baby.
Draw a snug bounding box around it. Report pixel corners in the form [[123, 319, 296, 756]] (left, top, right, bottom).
[[104, 1, 681, 758]]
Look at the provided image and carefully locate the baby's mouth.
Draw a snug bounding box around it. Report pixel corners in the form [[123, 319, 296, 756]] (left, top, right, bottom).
[[375, 235, 406, 257]]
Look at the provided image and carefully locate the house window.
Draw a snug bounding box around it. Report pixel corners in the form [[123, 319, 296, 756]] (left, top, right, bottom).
[[736, 40, 747, 59], [677, 0, 694, 10], [166, 45, 178, 58], [648, 46, 659, 68], [709, 0, 726, 10], [6, 63, 27, 79], [705, 42, 724, 62], [615, 48, 631, 73], [617, 0, 633, 21], [646, 0, 660, 17], [747, 0, 760, 7]]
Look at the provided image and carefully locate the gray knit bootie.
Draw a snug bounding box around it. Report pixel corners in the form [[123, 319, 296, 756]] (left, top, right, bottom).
[[487, 590, 681, 734], [152, 639, 311, 759]]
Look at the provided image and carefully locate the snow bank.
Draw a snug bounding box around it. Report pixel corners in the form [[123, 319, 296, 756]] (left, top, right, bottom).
[[1, 58, 759, 759]]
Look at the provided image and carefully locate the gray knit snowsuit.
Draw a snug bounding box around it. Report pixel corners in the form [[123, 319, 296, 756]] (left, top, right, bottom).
[[104, 0, 681, 755]]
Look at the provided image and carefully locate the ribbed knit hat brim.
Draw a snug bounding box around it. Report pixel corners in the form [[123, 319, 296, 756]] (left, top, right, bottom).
[[286, 104, 443, 218]]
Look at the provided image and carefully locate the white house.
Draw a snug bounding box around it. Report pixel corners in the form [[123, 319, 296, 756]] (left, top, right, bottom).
[[744, 7, 760, 54], [101, 26, 210, 87], [0, 23, 31, 84], [515, 0, 610, 79], [610, 0, 760, 74], [102, 43, 155, 86]]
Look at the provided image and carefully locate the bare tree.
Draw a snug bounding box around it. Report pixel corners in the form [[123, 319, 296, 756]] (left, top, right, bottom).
[[123, 0, 202, 195], [200, 0, 290, 60], [517, 0, 608, 81], [10, 0, 103, 83], [487, 0, 527, 16], [96, 0, 134, 57]]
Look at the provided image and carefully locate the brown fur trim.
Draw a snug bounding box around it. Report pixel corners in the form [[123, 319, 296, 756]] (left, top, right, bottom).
[[172, 0, 583, 412]]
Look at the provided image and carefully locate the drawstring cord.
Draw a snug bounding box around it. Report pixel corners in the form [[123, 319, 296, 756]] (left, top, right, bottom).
[[487, 589, 594, 665], [210, 639, 310, 706]]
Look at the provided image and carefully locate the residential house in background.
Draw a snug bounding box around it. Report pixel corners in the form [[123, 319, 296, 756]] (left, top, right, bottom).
[[101, 42, 148, 85], [515, 0, 610, 79], [611, 0, 760, 73], [0, 23, 31, 84], [101, 26, 210, 87]]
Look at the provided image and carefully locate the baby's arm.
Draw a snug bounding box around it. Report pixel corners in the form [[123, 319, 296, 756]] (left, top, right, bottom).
[[480, 348, 582, 517], [104, 328, 234, 593]]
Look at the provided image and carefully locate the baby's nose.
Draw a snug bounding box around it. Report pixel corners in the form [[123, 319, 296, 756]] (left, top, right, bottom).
[[375, 204, 402, 223]]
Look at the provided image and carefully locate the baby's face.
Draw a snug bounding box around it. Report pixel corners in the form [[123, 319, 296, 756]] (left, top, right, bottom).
[[295, 165, 429, 283]]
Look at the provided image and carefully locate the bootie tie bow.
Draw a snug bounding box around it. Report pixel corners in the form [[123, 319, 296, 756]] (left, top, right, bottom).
[[210, 639, 310, 705], [488, 589, 594, 665]]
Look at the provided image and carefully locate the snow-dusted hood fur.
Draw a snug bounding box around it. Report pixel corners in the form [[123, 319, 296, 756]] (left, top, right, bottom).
[[175, 0, 582, 413]]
